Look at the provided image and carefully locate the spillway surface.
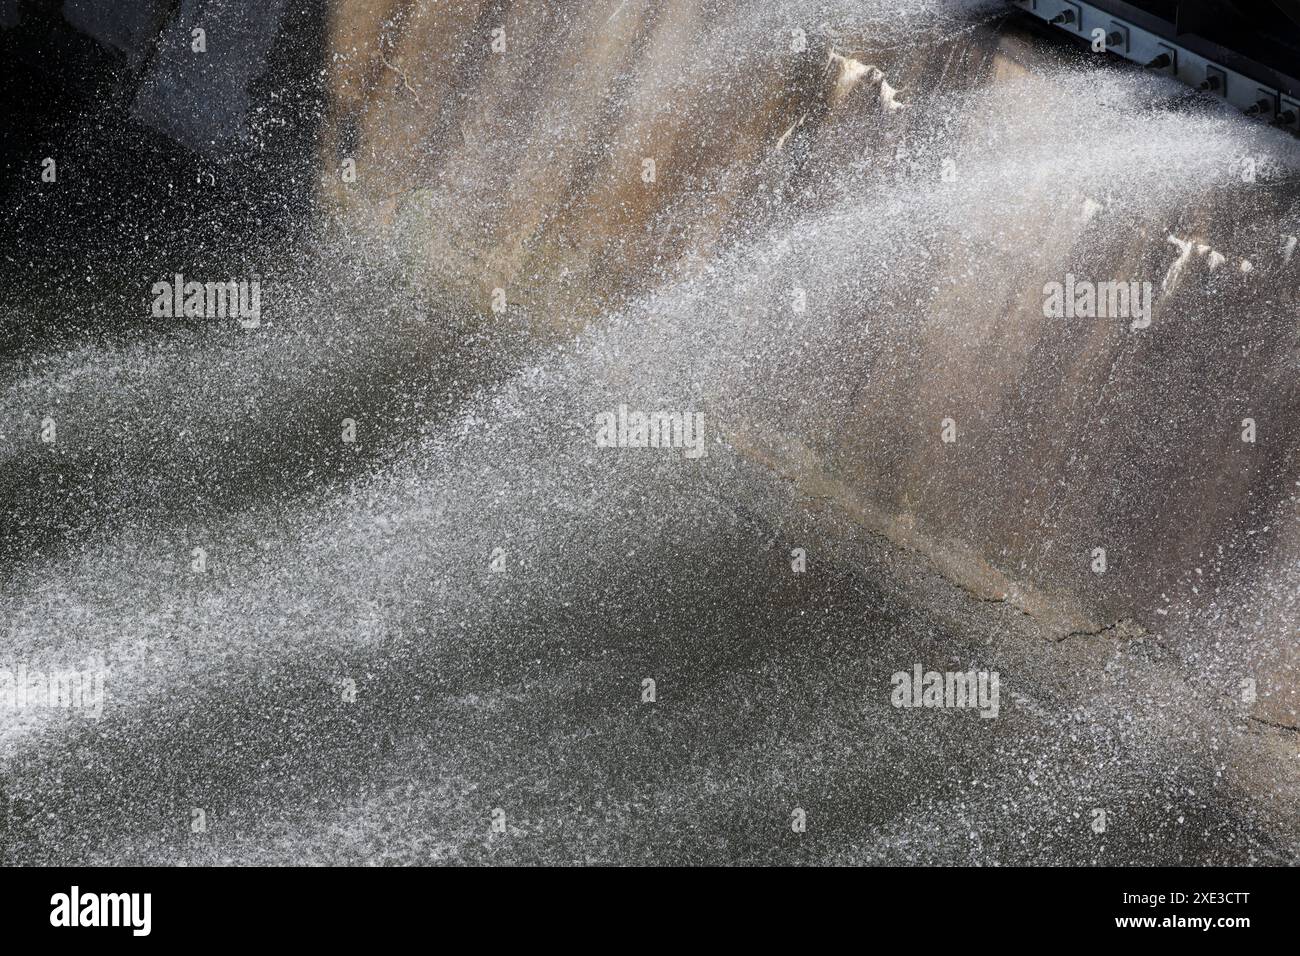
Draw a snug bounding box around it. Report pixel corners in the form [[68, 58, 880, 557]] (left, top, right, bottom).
[[1, 0, 1298, 865]]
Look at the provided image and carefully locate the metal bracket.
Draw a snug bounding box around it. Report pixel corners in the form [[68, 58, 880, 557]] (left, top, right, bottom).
[[1052, 2, 1082, 31], [1279, 96, 1300, 131], [1245, 87, 1277, 119], [1106, 21, 1129, 53], [1202, 64, 1226, 95]]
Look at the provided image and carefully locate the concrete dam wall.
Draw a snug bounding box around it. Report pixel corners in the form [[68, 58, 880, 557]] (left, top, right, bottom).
[[320, 1, 1300, 725], [0, 0, 1297, 864]]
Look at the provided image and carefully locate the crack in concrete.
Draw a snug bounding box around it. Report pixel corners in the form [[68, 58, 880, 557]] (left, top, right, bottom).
[[1057, 617, 1144, 643], [1247, 714, 1300, 734]]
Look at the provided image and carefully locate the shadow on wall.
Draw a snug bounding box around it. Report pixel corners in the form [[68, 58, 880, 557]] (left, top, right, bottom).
[[0, 0, 330, 354]]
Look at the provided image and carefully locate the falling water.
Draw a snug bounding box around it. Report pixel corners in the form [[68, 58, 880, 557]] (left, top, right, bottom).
[[1, 0, 1298, 864]]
